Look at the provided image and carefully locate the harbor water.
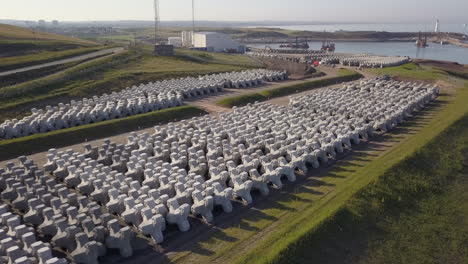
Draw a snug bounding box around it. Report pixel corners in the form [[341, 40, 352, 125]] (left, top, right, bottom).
[[247, 42, 468, 64]]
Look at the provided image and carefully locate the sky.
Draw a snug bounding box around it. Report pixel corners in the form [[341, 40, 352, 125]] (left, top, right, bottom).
[[1, 0, 467, 23]]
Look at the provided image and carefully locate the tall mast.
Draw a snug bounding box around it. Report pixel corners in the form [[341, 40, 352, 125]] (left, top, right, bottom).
[[192, 0, 195, 33], [154, 0, 160, 44]]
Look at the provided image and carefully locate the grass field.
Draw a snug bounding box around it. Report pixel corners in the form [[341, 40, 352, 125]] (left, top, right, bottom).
[[0, 23, 97, 44], [369, 62, 449, 81], [174, 48, 262, 67], [159, 65, 468, 264], [0, 24, 99, 57]]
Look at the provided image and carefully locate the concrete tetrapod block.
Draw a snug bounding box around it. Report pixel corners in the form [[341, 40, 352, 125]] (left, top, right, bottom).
[[191, 191, 214, 223], [262, 163, 283, 189], [6, 246, 26, 264], [248, 169, 269, 196], [105, 219, 134, 258], [138, 208, 165, 243], [14, 256, 34, 264], [232, 177, 253, 205], [166, 198, 190, 232], [38, 208, 57, 236], [211, 183, 233, 213], [121, 198, 142, 226], [71, 232, 105, 264]]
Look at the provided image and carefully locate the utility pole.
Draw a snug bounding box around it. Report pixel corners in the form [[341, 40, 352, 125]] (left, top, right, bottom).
[[32, 29, 37, 43]]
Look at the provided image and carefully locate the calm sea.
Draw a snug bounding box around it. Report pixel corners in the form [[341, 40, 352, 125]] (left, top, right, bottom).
[[248, 41, 468, 65]]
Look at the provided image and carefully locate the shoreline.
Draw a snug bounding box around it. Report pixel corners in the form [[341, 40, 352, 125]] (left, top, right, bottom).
[[240, 37, 468, 49], [232, 29, 468, 49]]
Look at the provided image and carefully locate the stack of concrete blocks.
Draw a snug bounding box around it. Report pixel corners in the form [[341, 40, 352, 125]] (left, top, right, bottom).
[[247, 51, 410, 69], [0, 79, 438, 262], [0, 156, 148, 263], [0, 204, 67, 264], [0, 69, 287, 140], [340, 55, 410, 68]]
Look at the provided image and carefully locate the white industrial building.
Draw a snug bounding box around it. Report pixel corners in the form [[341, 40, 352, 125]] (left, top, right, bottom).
[[193, 32, 243, 52], [168, 37, 183, 48], [181, 31, 194, 47]]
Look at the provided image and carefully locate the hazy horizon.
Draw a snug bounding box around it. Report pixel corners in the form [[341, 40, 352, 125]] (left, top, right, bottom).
[[2, 0, 467, 24]]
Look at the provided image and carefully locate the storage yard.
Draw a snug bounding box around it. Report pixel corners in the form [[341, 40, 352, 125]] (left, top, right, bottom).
[[0, 76, 438, 261], [247, 49, 410, 68], [1, 16, 468, 264]]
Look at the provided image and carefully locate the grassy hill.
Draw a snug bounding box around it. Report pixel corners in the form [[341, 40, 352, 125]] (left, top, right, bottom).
[[0, 23, 96, 45], [0, 24, 101, 58]]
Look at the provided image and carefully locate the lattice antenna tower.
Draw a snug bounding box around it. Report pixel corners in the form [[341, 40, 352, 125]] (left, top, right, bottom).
[[192, 0, 195, 33], [154, 0, 160, 44]]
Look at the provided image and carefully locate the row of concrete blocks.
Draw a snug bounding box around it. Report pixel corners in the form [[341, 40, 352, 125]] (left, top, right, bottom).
[[118, 69, 286, 99], [0, 69, 287, 140], [0, 95, 184, 140], [246, 52, 304, 63], [289, 80, 438, 133], [341, 56, 410, 68]]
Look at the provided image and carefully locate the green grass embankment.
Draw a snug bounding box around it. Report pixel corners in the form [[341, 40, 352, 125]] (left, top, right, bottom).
[[272, 111, 468, 264], [369, 63, 448, 80], [174, 48, 263, 68], [0, 46, 108, 72], [0, 53, 112, 88], [0, 23, 97, 45], [216, 71, 363, 108], [0, 62, 78, 88], [0, 50, 140, 118], [0, 106, 207, 161]]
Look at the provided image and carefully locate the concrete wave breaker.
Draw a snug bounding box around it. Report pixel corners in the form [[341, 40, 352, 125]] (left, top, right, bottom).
[[0, 78, 438, 263], [0, 69, 287, 140]]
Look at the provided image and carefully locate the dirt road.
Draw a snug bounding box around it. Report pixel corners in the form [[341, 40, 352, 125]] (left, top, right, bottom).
[[0, 47, 124, 77]]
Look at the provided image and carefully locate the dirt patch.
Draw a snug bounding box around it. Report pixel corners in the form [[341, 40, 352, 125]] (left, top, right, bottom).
[[259, 58, 317, 79], [413, 59, 468, 72]]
